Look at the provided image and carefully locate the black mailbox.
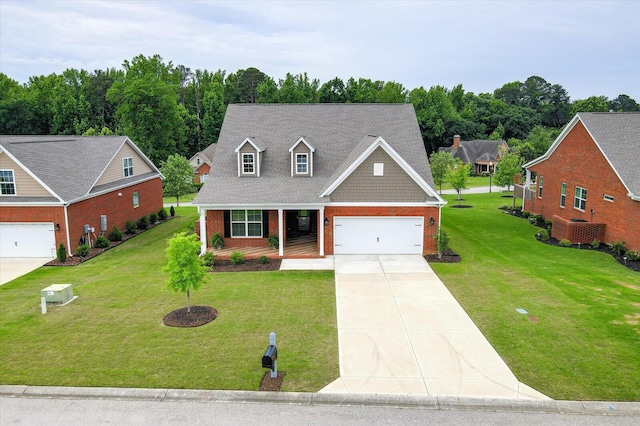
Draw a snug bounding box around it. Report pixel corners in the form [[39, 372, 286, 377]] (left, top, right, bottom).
[[262, 345, 277, 370]]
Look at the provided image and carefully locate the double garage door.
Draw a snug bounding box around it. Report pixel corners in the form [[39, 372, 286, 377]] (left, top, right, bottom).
[[0, 223, 56, 258], [333, 217, 423, 255]]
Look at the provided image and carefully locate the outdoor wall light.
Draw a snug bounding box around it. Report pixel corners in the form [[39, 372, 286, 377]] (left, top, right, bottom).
[[429, 217, 435, 226], [324, 217, 329, 226], [55, 224, 60, 231], [118, 192, 123, 197]]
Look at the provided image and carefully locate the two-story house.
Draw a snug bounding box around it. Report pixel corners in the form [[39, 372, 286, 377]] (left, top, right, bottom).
[[188, 143, 216, 184], [193, 104, 446, 257], [0, 135, 163, 257]]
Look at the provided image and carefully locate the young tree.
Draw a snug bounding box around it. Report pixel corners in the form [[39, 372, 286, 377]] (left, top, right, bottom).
[[429, 150, 455, 193], [493, 151, 523, 191], [162, 232, 209, 312], [161, 154, 193, 206], [446, 160, 471, 204]]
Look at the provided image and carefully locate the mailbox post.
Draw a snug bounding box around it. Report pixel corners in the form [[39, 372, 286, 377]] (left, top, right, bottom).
[[261, 332, 278, 378]]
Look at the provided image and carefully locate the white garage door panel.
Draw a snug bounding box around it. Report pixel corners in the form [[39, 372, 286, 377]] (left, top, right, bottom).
[[0, 223, 56, 258], [334, 217, 423, 254]]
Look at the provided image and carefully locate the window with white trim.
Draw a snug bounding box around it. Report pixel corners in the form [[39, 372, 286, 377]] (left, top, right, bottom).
[[123, 157, 133, 177], [133, 191, 139, 208], [231, 209, 262, 237], [574, 186, 587, 211], [296, 153, 308, 174], [560, 182, 566, 207], [537, 176, 543, 198], [0, 169, 16, 195], [242, 154, 255, 174], [603, 194, 614, 202], [201, 173, 208, 182]]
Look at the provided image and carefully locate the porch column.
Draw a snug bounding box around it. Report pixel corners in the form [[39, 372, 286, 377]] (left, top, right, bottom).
[[199, 208, 207, 254], [319, 206, 325, 256], [278, 208, 284, 257]]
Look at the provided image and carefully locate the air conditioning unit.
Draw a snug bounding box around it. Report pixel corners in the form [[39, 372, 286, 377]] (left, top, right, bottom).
[[41, 284, 74, 304]]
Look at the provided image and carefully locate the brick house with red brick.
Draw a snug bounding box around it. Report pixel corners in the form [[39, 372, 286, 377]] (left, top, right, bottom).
[[189, 143, 216, 184], [193, 104, 446, 257], [0, 136, 163, 257], [521, 112, 640, 251]]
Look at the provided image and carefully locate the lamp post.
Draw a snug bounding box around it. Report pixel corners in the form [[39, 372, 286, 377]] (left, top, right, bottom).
[[489, 161, 493, 193]]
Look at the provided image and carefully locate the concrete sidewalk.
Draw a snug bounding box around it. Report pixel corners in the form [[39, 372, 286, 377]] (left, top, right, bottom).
[[320, 255, 548, 399]]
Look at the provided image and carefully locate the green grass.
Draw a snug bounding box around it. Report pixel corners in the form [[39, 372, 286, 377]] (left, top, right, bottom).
[[162, 192, 197, 205], [438, 175, 492, 191], [0, 207, 338, 392], [432, 193, 640, 401]]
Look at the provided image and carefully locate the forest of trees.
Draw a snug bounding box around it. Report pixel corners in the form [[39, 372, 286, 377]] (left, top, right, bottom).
[[1, 54, 638, 165]]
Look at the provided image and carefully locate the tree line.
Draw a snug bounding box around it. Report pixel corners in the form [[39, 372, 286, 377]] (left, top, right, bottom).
[[1, 54, 638, 165]]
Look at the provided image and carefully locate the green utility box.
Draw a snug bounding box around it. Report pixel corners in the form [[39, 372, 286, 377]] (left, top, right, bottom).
[[41, 284, 74, 304]]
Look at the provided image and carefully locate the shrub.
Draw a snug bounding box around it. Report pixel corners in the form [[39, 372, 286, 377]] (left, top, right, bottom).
[[76, 244, 90, 257], [107, 226, 123, 242], [158, 208, 168, 220], [545, 219, 553, 229], [268, 235, 279, 249], [57, 243, 67, 263], [522, 211, 531, 219], [194, 182, 204, 192], [94, 235, 110, 248], [210, 233, 224, 249], [201, 251, 216, 267], [149, 212, 158, 224], [609, 241, 627, 256], [499, 204, 508, 210], [125, 220, 136, 234], [435, 228, 449, 259], [259, 255, 269, 264], [137, 215, 149, 230], [170, 205, 175, 217], [559, 239, 572, 247], [625, 250, 640, 262], [590, 239, 600, 249], [230, 251, 245, 265], [537, 228, 549, 242]]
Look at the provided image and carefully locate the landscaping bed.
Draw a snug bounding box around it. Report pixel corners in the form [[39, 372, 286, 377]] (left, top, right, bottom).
[[425, 248, 461, 263], [212, 258, 282, 272]]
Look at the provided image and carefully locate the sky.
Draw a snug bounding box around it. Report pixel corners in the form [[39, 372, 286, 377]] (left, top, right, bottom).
[[1, 0, 639, 101]]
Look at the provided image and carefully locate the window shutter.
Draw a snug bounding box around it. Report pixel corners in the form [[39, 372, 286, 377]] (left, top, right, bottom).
[[262, 210, 269, 237], [224, 211, 231, 238]]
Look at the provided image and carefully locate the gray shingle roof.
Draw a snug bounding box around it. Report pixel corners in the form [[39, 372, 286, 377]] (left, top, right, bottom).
[[578, 112, 640, 198], [439, 140, 506, 164], [0, 135, 161, 203], [193, 104, 437, 206]]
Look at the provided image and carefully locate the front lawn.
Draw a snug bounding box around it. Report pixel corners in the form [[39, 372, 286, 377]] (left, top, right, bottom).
[[0, 207, 338, 392], [438, 175, 491, 191], [432, 193, 640, 401]]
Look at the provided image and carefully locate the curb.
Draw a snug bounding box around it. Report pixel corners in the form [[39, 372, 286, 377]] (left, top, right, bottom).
[[1, 385, 638, 416]]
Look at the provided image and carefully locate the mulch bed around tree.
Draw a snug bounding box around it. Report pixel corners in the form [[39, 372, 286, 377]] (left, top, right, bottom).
[[259, 371, 285, 391], [211, 258, 282, 272], [450, 204, 473, 208], [162, 305, 217, 327], [45, 217, 174, 266], [425, 248, 461, 263]]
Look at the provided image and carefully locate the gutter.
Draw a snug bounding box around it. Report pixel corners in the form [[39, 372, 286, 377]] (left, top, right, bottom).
[[63, 203, 72, 256]]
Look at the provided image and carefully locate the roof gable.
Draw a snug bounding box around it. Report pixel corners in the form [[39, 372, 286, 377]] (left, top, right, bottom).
[[0, 147, 61, 201]]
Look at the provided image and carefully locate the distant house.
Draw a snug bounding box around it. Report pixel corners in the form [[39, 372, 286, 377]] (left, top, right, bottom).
[[189, 143, 216, 183], [0, 136, 163, 257], [193, 104, 446, 257], [438, 135, 508, 175], [519, 112, 640, 251]]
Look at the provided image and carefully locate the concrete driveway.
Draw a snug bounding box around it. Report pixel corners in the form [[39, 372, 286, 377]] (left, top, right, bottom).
[[0, 258, 51, 285], [319, 254, 549, 399]]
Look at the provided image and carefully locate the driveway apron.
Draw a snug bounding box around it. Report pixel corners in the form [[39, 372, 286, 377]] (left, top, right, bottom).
[[319, 254, 549, 399]]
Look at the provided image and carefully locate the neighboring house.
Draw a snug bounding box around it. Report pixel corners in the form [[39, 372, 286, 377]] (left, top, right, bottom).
[[519, 112, 640, 251], [188, 143, 216, 183], [0, 135, 163, 257], [438, 135, 508, 175], [193, 104, 446, 257]]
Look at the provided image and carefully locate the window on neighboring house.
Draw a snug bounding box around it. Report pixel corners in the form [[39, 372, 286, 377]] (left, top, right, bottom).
[[133, 191, 139, 208], [197, 158, 200, 165], [603, 194, 614, 202], [242, 153, 254, 174], [296, 153, 308, 174], [560, 182, 566, 207], [123, 157, 133, 177], [574, 186, 587, 211], [201, 173, 208, 183], [231, 209, 262, 237], [537, 176, 543, 198], [0, 169, 16, 195]]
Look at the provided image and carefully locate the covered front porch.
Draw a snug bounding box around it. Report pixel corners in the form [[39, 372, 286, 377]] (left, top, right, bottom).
[[209, 234, 320, 259]]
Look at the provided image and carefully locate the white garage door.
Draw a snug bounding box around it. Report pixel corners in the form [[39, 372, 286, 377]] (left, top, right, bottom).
[[0, 223, 56, 258], [333, 217, 423, 254]]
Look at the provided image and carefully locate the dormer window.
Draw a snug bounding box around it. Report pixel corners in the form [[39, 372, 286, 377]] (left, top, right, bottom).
[[243, 154, 255, 174], [296, 153, 308, 174]]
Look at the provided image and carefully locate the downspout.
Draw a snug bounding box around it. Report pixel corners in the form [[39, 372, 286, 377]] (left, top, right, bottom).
[[199, 207, 207, 254], [523, 169, 532, 212], [63, 203, 72, 256]]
